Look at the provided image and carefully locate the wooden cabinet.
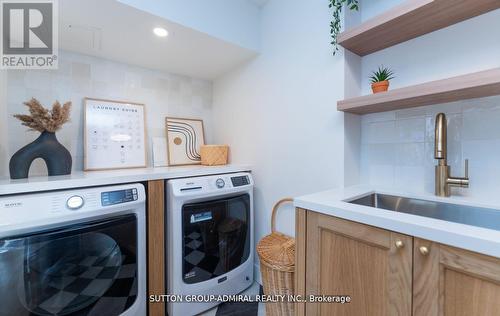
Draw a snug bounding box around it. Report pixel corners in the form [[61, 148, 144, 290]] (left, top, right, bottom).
[[147, 180, 165, 316], [413, 238, 500, 316], [298, 210, 412, 316], [296, 209, 500, 316]]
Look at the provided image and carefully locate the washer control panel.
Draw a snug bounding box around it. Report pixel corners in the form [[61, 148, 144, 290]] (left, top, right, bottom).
[[101, 188, 138, 206], [0, 184, 145, 234]]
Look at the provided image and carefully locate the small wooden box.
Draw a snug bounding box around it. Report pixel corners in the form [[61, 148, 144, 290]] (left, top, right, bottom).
[[200, 145, 229, 166]]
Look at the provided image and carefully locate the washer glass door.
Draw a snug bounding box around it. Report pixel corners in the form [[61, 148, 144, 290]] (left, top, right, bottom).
[[182, 194, 250, 284], [0, 215, 138, 316]]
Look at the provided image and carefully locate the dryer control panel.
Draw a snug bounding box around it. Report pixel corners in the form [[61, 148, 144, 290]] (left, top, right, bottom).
[[170, 172, 253, 196], [230, 175, 250, 187]]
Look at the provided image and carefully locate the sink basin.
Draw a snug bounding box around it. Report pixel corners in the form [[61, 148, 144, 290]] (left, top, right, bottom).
[[348, 193, 500, 232]]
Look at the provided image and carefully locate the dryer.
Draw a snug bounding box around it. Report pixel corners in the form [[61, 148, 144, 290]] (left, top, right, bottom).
[[166, 172, 254, 316]]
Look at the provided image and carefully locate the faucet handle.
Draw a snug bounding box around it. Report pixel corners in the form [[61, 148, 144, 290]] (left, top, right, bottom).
[[464, 159, 469, 179]]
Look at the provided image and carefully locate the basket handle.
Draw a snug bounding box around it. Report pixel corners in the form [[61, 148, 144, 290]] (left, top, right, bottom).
[[271, 198, 294, 233]]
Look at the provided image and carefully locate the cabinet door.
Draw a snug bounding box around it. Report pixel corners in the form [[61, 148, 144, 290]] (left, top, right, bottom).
[[305, 211, 412, 316], [413, 238, 500, 316]]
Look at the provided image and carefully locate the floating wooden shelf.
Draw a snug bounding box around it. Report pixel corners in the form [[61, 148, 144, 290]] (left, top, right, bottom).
[[338, 68, 500, 114], [338, 0, 500, 56]]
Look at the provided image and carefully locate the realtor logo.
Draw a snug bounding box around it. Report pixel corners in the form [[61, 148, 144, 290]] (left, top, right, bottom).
[[1, 0, 58, 69]]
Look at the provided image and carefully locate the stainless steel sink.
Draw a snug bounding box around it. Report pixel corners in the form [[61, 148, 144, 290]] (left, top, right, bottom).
[[348, 193, 500, 232]]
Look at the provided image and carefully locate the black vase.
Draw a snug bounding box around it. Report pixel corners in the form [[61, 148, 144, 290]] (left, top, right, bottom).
[[9, 131, 72, 179]]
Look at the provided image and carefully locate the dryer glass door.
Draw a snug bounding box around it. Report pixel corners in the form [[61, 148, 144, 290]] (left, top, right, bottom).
[[0, 215, 138, 316], [182, 194, 250, 284]]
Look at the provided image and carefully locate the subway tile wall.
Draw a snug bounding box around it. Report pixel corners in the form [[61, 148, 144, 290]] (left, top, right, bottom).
[[360, 95, 500, 199], [1, 51, 213, 177]]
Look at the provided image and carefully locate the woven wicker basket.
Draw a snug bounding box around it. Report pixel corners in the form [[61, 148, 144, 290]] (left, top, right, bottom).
[[200, 145, 229, 166], [257, 198, 295, 316]]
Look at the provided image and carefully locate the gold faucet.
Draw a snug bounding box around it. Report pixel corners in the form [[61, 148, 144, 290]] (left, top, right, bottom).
[[434, 113, 469, 197]]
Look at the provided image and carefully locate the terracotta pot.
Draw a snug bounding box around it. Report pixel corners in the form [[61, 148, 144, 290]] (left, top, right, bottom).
[[371, 80, 390, 94]]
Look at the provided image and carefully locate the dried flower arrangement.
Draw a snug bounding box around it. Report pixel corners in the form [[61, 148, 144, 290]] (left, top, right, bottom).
[[14, 98, 72, 133]]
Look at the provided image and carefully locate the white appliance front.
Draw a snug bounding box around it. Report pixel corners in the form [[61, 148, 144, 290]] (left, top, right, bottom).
[[166, 172, 254, 316], [0, 183, 147, 316]]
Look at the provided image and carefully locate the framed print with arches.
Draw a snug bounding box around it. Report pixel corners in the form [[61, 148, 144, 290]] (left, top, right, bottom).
[[165, 117, 205, 166]]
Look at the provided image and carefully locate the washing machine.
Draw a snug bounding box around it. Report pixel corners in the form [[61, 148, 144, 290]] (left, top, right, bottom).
[[166, 172, 254, 316], [0, 184, 147, 316]]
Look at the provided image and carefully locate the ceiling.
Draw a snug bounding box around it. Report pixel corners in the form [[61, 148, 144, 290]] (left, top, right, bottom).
[[59, 0, 258, 79]]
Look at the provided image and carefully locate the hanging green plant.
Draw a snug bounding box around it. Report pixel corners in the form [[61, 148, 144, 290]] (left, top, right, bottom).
[[329, 0, 359, 55]]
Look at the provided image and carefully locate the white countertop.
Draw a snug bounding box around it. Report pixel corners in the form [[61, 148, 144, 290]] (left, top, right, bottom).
[[295, 185, 500, 258], [0, 164, 251, 196]]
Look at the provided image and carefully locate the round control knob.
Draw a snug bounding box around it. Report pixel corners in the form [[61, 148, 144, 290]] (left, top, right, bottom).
[[67, 195, 84, 210], [216, 178, 225, 189]]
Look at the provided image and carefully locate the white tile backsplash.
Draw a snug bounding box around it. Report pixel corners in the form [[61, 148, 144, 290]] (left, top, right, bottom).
[[395, 166, 426, 192], [361, 110, 396, 124], [1, 51, 213, 177], [362, 120, 397, 144], [362, 144, 397, 165], [360, 95, 500, 198], [395, 106, 427, 119], [462, 108, 500, 141], [396, 117, 426, 142], [424, 101, 463, 116], [396, 143, 425, 166], [462, 139, 500, 197]]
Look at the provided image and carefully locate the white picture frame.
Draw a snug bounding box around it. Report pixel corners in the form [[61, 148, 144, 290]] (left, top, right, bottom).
[[84, 98, 147, 171]]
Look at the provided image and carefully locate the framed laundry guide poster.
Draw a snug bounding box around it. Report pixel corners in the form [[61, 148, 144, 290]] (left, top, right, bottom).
[[84, 98, 147, 171]]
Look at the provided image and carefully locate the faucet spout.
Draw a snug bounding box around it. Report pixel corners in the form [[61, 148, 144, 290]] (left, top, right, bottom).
[[434, 113, 469, 197], [434, 113, 447, 161]]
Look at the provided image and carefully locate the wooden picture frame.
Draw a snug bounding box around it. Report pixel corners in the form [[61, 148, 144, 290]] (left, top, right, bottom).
[[84, 97, 147, 171], [165, 117, 205, 166]]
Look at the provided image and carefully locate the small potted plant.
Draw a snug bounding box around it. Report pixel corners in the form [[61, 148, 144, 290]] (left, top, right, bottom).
[[370, 66, 395, 94]]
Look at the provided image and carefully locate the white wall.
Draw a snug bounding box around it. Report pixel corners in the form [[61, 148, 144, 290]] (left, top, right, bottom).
[[212, 0, 346, 247], [118, 0, 261, 52], [357, 4, 500, 198], [343, 50, 363, 187], [1, 51, 212, 177], [360, 0, 402, 22]]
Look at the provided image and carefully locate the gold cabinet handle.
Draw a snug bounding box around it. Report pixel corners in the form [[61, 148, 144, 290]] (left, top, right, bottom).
[[419, 246, 430, 256], [395, 240, 405, 249]]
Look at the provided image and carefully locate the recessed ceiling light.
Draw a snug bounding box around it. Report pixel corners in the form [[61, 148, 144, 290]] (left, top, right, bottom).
[[153, 27, 168, 37]]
